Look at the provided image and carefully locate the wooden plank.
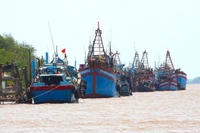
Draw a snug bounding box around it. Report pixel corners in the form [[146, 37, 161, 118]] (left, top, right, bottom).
[[0, 97, 15, 102]]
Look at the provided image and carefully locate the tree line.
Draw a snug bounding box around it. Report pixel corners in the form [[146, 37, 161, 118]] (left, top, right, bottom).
[[0, 33, 39, 87], [0, 33, 37, 67]]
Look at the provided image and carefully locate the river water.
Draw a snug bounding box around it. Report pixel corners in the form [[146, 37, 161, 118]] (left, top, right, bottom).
[[0, 84, 200, 133]]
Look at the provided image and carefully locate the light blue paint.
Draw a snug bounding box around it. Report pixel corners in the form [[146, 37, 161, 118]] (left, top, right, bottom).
[[81, 67, 117, 97], [173, 77, 187, 89], [96, 74, 117, 97], [33, 82, 45, 86], [33, 90, 72, 104], [158, 82, 178, 91], [46, 52, 48, 64], [31, 60, 37, 79], [82, 75, 93, 95]]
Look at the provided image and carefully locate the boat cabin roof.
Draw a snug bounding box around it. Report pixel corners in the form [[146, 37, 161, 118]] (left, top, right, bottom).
[[39, 65, 64, 70], [40, 74, 64, 76]]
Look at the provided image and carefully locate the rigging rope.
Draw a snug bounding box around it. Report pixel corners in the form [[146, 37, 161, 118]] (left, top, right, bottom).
[[13, 85, 61, 104]]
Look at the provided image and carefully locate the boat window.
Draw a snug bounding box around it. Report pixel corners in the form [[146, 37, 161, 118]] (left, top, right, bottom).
[[39, 69, 47, 74], [57, 68, 63, 73], [40, 76, 63, 85]]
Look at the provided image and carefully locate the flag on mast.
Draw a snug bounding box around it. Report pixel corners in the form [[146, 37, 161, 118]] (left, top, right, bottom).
[[61, 48, 66, 53]]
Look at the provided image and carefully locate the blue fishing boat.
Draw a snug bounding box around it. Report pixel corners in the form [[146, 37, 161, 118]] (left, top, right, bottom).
[[124, 67, 135, 92], [29, 49, 86, 104], [155, 51, 179, 91], [131, 50, 155, 92], [79, 22, 119, 98], [171, 69, 187, 90], [129, 51, 140, 92], [158, 79, 178, 91], [155, 71, 178, 91]]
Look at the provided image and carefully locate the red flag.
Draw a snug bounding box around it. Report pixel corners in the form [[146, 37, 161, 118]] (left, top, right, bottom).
[[61, 48, 65, 53]]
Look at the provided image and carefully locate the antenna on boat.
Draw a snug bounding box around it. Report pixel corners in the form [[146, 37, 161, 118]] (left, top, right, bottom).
[[74, 57, 76, 69], [92, 21, 94, 41], [56, 45, 58, 55], [108, 23, 112, 56], [48, 22, 56, 55], [53, 45, 58, 63], [89, 34, 91, 45], [109, 41, 112, 56], [110, 23, 112, 43], [98, 22, 101, 57], [157, 52, 160, 67], [133, 42, 136, 53], [84, 44, 86, 65]]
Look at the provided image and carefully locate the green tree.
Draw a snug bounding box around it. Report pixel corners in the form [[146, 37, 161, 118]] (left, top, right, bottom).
[[0, 33, 37, 88]]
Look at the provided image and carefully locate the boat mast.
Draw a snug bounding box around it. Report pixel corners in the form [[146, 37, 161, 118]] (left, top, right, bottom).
[[98, 22, 101, 58], [109, 41, 112, 56], [140, 50, 149, 69], [113, 51, 121, 65], [132, 51, 140, 70], [89, 22, 106, 58], [48, 22, 56, 56], [164, 50, 175, 72]]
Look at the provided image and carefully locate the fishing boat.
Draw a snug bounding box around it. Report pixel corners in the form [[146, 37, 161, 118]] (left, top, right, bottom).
[[171, 70, 187, 90], [171, 64, 187, 90], [132, 50, 155, 92], [79, 22, 119, 98], [124, 67, 134, 92], [156, 77, 178, 91], [155, 50, 179, 91], [130, 51, 140, 92], [111, 49, 131, 96], [29, 49, 86, 104]]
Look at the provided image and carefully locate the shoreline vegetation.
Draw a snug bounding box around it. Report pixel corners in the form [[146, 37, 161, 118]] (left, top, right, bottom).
[[0, 33, 37, 66], [187, 77, 200, 84], [0, 33, 38, 88]]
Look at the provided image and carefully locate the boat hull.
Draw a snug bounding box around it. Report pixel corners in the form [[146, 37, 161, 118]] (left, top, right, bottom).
[[80, 66, 118, 98], [116, 73, 131, 96], [136, 86, 155, 92], [30, 85, 76, 104], [158, 80, 178, 91], [120, 85, 131, 96], [172, 72, 187, 90], [136, 82, 155, 92]]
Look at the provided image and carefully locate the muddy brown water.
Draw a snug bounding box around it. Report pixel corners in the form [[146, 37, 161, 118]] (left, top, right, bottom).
[[0, 84, 200, 133]]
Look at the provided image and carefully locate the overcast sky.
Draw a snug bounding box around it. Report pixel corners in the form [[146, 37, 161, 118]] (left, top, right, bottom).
[[0, 0, 199, 79]]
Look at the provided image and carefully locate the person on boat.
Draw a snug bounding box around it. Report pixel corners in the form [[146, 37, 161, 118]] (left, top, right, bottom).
[[100, 56, 104, 63], [33, 74, 40, 82]]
